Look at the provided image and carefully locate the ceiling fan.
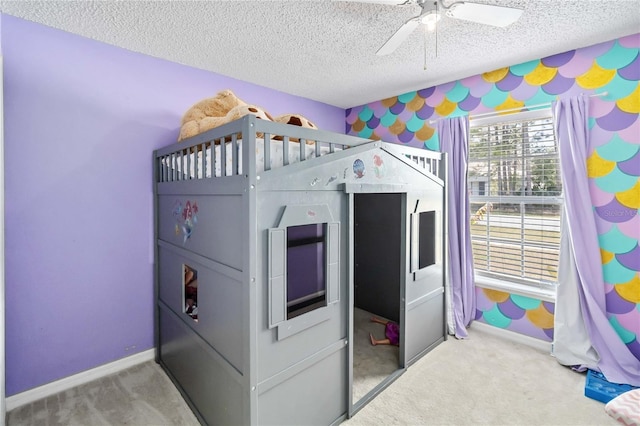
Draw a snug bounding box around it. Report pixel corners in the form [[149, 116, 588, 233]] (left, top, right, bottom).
[[339, 0, 524, 56]]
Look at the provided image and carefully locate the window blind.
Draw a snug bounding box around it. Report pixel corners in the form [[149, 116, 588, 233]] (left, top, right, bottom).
[[468, 110, 562, 288]]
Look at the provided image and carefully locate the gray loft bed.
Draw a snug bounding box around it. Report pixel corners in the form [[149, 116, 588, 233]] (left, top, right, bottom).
[[154, 115, 448, 425]]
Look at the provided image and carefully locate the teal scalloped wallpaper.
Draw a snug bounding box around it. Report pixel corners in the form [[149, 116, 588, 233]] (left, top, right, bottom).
[[346, 34, 639, 358]]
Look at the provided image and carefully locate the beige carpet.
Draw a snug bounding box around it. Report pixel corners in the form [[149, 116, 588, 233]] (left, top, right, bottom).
[[7, 361, 198, 426], [344, 324, 616, 425], [353, 307, 400, 403], [7, 324, 616, 425]]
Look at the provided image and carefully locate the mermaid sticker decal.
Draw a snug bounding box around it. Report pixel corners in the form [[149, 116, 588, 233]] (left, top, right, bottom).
[[172, 199, 199, 244]]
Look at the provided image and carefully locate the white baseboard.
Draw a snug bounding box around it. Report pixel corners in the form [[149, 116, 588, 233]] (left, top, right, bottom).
[[471, 321, 553, 354], [5, 349, 155, 411]]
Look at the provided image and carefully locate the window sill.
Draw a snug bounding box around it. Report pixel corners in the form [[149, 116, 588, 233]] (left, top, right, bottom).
[[474, 275, 556, 303]]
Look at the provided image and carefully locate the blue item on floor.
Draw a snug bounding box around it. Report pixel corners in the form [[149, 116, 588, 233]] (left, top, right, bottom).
[[585, 369, 639, 403]]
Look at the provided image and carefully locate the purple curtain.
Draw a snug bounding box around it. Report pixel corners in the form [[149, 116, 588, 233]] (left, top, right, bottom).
[[438, 116, 475, 339], [553, 95, 640, 386]]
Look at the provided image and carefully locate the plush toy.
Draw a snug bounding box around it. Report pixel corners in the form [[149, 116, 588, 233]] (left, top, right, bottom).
[[227, 104, 273, 123], [273, 114, 318, 144], [178, 90, 317, 143], [226, 104, 274, 140], [178, 89, 247, 141]]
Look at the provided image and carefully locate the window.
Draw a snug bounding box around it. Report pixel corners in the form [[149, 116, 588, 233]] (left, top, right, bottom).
[[410, 206, 439, 279], [468, 109, 561, 288], [418, 211, 436, 269], [183, 264, 198, 322], [286, 224, 327, 319], [478, 181, 486, 196], [267, 204, 340, 339]]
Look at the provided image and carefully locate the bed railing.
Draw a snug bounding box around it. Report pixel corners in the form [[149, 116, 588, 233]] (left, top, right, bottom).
[[155, 115, 445, 183], [373, 140, 444, 183], [155, 115, 372, 183]]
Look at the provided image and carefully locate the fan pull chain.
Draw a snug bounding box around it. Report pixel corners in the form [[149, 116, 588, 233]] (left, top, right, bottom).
[[424, 3, 440, 71], [435, 1, 439, 60], [424, 27, 428, 70], [435, 8, 438, 59]]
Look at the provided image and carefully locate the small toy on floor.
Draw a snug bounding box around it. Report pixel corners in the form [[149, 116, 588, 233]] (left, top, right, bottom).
[[585, 369, 638, 403], [369, 316, 399, 346]]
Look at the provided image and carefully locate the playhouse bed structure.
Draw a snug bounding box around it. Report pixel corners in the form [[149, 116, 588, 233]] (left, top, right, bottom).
[[154, 115, 448, 425]]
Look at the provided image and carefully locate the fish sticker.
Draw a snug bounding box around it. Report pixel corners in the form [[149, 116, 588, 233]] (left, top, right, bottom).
[[326, 174, 338, 185]]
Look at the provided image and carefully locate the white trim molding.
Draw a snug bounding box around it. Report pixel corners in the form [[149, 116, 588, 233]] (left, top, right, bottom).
[[5, 349, 155, 411], [471, 321, 553, 354], [1, 53, 6, 423], [475, 275, 556, 303]]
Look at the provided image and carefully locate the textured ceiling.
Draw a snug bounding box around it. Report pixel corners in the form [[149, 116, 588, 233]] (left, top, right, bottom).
[[1, 0, 639, 108]]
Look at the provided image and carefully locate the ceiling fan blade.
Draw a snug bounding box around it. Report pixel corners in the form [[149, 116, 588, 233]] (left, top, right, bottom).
[[376, 18, 420, 56], [446, 2, 523, 27]]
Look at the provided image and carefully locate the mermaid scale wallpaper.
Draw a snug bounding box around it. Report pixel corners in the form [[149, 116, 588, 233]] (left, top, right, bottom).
[[346, 33, 640, 360]]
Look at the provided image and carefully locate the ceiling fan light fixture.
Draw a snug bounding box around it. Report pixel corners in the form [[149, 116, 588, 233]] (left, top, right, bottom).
[[421, 11, 441, 32], [374, 0, 523, 56]]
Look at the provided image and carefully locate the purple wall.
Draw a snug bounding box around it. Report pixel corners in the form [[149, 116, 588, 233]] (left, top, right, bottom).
[[2, 14, 344, 396]]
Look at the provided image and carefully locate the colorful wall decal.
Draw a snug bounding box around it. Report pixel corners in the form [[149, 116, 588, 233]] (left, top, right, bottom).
[[173, 199, 199, 244], [474, 288, 555, 341], [353, 159, 365, 179], [373, 154, 385, 178], [326, 173, 338, 185], [347, 33, 640, 358]]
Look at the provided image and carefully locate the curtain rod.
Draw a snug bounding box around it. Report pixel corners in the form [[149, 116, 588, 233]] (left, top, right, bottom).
[[427, 92, 608, 124]]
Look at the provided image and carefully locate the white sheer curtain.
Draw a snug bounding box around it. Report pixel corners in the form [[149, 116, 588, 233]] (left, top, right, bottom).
[[553, 209, 599, 369]]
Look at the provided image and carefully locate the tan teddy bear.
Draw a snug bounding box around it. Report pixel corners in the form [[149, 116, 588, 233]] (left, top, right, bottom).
[[227, 104, 274, 123], [226, 104, 274, 140], [178, 89, 247, 141], [273, 114, 318, 144]]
